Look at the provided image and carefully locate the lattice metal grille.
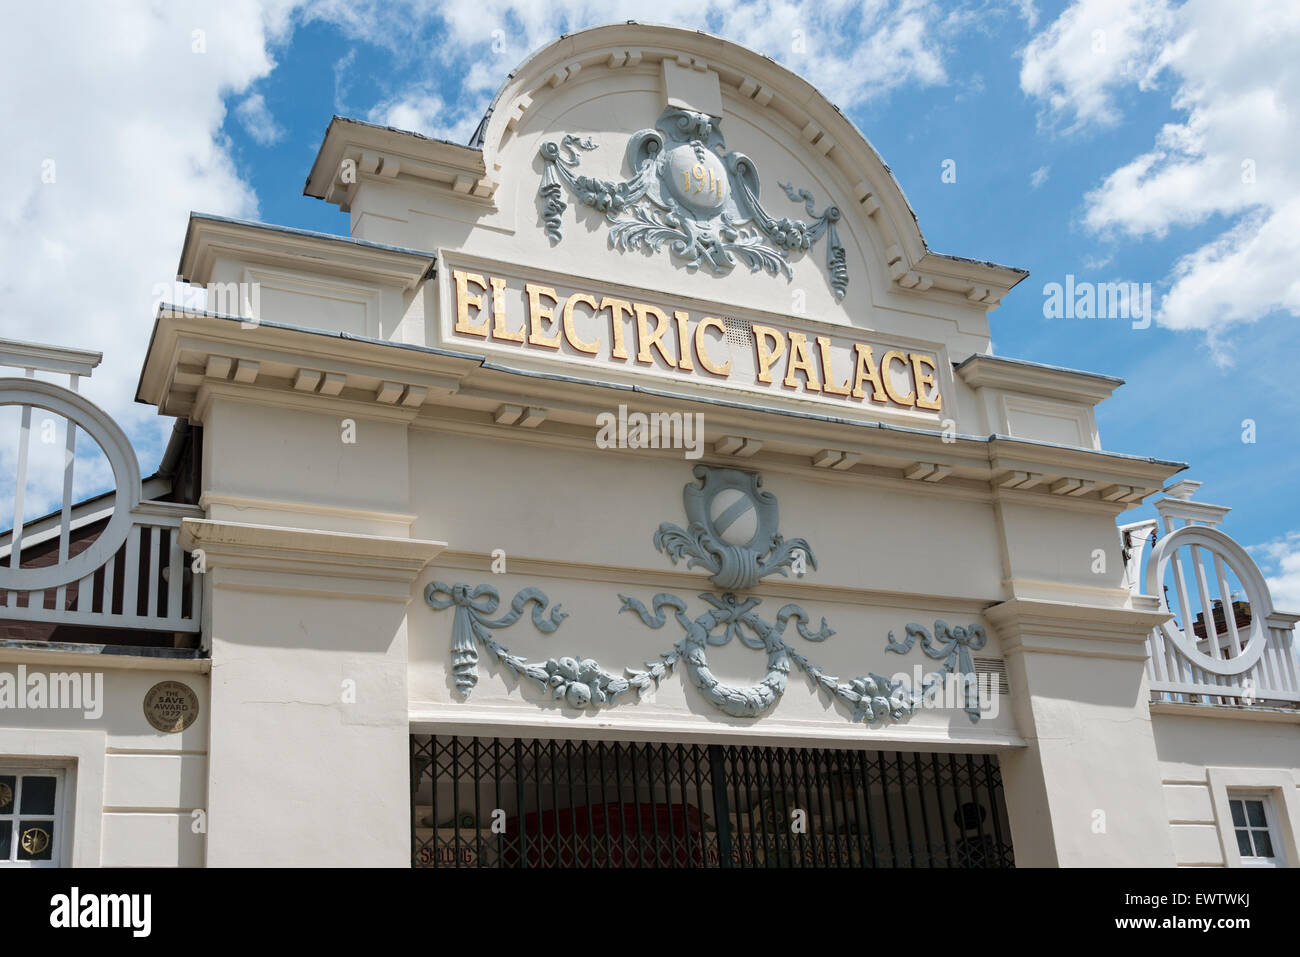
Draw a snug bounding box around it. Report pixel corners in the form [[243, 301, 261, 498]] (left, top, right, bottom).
[[411, 734, 1014, 868]]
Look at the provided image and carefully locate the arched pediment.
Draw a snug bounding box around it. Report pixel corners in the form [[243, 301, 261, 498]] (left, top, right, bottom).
[[473, 22, 1025, 320]]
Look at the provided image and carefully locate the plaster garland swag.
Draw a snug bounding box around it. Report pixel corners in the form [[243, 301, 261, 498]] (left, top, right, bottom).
[[425, 581, 914, 723], [423, 464, 992, 725]]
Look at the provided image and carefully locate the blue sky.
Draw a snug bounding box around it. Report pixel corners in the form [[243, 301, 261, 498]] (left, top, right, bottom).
[[3, 0, 1298, 604]]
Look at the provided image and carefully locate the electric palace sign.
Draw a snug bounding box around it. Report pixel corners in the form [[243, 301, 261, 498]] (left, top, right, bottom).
[[444, 261, 946, 415]]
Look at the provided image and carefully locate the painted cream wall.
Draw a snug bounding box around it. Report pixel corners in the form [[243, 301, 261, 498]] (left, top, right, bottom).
[[0, 660, 208, 867], [1151, 708, 1300, 867]]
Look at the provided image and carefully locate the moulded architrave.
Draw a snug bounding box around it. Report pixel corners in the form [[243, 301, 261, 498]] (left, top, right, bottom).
[[1205, 767, 1300, 867]]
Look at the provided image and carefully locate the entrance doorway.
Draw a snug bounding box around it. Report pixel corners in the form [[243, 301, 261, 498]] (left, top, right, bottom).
[[411, 734, 1014, 868]]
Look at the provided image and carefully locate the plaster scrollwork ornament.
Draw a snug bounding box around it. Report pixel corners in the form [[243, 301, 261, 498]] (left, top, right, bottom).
[[538, 107, 849, 299], [884, 620, 989, 723]]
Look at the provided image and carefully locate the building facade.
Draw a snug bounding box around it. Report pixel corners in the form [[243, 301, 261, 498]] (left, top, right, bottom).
[[1, 23, 1297, 869]]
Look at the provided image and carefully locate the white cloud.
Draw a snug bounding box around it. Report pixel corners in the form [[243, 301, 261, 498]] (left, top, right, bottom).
[[1018, 0, 1175, 130], [235, 92, 284, 144], [365, 89, 479, 143], [304, 0, 963, 123], [1249, 532, 1300, 612], [1022, 0, 1300, 361], [1030, 164, 1050, 188], [0, 1, 296, 515]]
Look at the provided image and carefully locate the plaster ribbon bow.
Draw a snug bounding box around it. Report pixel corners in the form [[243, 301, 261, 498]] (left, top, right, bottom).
[[885, 620, 989, 722], [425, 583, 567, 697]]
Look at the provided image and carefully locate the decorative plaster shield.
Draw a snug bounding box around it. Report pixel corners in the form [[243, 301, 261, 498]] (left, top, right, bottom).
[[538, 107, 848, 298]]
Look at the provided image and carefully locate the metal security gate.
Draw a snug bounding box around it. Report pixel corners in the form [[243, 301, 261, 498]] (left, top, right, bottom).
[[411, 734, 1014, 868]]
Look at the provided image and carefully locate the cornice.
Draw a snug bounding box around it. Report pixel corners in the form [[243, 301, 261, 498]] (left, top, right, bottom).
[[177, 213, 436, 291], [1149, 700, 1300, 725], [136, 311, 1186, 511], [955, 353, 1123, 406], [135, 309, 480, 419], [0, 337, 102, 376], [179, 518, 446, 602], [0, 641, 209, 673], [304, 115, 496, 209], [986, 597, 1173, 659]]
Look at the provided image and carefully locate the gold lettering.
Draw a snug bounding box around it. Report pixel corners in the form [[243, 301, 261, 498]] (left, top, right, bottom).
[[673, 311, 694, 372], [452, 270, 490, 338], [600, 297, 634, 361], [562, 292, 600, 354], [634, 303, 675, 366], [489, 276, 523, 343], [525, 284, 563, 349], [816, 336, 850, 396], [753, 325, 785, 384], [910, 353, 943, 411], [880, 350, 916, 407], [694, 317, 732, 377], [783, 332, 822, 391], [851, 344, 888, 402]]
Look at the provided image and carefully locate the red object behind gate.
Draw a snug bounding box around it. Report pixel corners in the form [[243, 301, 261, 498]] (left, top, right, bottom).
[[503, 802, 706, 867]]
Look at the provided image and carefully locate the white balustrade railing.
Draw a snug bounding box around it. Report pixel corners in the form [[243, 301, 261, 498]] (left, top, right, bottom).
[[1121, 482, 1300, 708], [0, 338, 201, 634]]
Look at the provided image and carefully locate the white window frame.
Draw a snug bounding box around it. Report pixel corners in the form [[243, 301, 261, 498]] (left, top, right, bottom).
[[0, 765, 67, 868], [1228, 791, 1284, 868], [1207, 767, 1300, 868]]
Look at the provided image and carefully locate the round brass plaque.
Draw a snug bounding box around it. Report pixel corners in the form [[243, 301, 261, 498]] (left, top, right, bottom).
[[143, 681, 200, 734], [0, 782, 11, 811], [21, 827, 50, 856]]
